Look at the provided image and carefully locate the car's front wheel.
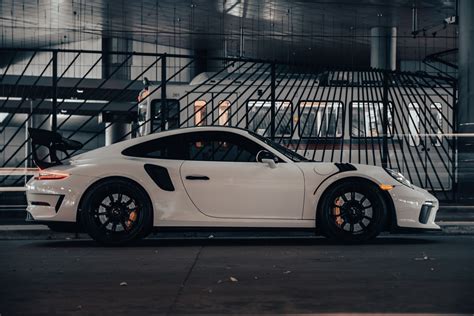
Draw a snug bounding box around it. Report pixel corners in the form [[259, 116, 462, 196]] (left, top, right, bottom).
[[80, 178, 153, 245], [319, 179, 387, 243]]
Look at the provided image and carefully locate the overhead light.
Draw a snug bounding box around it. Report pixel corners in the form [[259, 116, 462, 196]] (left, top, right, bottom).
[[60, 109, 67, 114], [76, 89, 84, 94]]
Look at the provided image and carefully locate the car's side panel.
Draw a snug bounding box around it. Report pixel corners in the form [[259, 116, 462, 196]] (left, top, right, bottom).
[[180, 160, 305, 219], [307, 164, 398, 220], [305, 163, 440, 230], [296, 162, 340, 220]]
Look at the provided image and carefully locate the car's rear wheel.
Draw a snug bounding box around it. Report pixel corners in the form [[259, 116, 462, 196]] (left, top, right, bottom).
[[319, 179, 387, 243], [80, 178, 153, 245]]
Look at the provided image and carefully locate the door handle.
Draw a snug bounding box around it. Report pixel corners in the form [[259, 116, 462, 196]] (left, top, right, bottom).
[[185, 175, 210, 180]]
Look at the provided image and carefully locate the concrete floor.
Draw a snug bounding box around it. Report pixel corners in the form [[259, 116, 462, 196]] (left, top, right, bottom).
[[0, 236, 473, 315]]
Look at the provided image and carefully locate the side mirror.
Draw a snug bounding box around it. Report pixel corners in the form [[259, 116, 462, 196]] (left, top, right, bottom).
[[256, 150, 278, 169]]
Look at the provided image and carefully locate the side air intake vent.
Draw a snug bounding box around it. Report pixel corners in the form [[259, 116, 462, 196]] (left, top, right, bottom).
[[144, 164, 175, 192]]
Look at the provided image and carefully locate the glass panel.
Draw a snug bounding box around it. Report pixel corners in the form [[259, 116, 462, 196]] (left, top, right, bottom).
[[218, 100, 231, 126], [122, 134, 184, 159], [194, 100, 206, 126], [408, 103, 420, 147], [247, 101, 292, 137], [299, 101, 343, 137], [185, 132, 263, 162], [430, 103, 442, 147], [350, 102, 392, 138]]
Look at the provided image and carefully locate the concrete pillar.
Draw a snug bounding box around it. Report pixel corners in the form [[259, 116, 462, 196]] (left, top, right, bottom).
[[101, 38, 133, 145], [100, 112, 135, 146], [105, 122, 131, 146], [455, 0, 474, 201], [102, 37, 132, 80], [370, 27, 397, 70]]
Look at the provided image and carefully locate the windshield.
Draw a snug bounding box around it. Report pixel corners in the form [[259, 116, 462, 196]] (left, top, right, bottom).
[[249, 131, 310, 162]]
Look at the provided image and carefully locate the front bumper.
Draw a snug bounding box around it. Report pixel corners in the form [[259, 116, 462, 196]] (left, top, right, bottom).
[[389, 184, 441, 231]]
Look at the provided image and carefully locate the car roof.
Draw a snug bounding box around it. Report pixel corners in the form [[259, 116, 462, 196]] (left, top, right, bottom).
[[70, 126, 293, 163]]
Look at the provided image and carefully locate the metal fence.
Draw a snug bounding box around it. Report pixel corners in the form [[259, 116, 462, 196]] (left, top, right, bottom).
[[0, 48, 457, 201]]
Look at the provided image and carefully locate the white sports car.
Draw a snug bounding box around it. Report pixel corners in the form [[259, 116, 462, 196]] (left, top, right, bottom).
[[26, 126, 440, 244]]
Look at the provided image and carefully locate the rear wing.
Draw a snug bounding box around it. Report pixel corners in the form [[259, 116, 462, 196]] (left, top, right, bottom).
[[28, 128, 83, 169]]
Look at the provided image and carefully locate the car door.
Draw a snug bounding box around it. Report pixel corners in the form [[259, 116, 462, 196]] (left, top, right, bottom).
[[179, 131, 305, 219]]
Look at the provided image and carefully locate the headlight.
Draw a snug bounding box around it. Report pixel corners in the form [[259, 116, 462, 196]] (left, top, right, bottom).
[[384, 168, 413, 188]]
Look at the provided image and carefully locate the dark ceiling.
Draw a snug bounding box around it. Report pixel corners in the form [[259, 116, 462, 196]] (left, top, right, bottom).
[[0, 0, 458, 66]]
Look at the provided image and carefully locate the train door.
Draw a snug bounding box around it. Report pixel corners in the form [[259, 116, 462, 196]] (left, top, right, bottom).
[[406, 95, 451, 191], [425, 95, 451, 191], [186, 92, 213, 127]]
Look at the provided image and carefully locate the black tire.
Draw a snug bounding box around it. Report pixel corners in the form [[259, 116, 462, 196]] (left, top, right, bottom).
[[80, 178, 153, 245], [319, 179, 387, 243]]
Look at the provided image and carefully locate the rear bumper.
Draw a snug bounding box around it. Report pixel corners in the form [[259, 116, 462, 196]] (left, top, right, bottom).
[[26, 174, 98, 223]]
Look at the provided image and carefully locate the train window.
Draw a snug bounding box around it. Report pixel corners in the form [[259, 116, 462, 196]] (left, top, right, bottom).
[[247, 101, 292, 137], [431, 103, 442, 147], [184, 131, 264, 162], [218, 101, 231, 126], [298, 101, 343, 138], [194, 100, 206, 126], [408, 103, 420, 147], [350, 102, 393, 138]]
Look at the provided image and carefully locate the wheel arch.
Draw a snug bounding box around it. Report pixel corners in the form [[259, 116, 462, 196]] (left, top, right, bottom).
[[314, 176, 396, 233], [76, 176, 154, 225]]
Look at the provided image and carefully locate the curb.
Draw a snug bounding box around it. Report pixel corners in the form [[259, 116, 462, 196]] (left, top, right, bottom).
[[0, 222, 473, 240]]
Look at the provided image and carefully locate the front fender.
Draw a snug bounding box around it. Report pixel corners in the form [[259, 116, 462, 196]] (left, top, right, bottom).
[[302, 165, 399, 220]]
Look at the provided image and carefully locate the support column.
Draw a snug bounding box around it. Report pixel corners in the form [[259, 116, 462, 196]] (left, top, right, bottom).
[[102, 37, 132, 80], [100, 112, 136, 146], [371, 26, 396, 169], [101, 37, 133, 145], [370, 27, 397, 70], [456, 0, 474, 201]]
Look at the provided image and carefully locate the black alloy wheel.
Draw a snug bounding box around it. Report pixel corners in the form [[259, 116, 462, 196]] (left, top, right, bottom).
[[320, 180, 387, 243], [81, 179, 153, 245]]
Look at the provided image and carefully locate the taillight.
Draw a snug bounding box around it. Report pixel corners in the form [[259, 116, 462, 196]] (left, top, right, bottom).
[[35, 171, 69, 180]]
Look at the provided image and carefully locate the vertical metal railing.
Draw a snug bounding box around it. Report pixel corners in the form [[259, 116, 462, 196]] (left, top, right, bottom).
[[0, 48, 458, 200]]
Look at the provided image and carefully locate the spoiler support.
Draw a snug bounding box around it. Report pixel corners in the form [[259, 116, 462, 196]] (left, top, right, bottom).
[[28, 128, 83, 169]]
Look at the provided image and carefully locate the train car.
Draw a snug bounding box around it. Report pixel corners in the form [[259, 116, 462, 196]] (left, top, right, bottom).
[[136, 70, 455, 199]]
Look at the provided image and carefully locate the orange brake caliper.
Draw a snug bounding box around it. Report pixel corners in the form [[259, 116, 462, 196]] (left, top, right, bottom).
[[334, 198, 344, 226], [125, 210, 138, 230]]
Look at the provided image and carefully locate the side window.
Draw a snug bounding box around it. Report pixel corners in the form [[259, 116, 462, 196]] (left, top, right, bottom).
[[247, 101, 293, 137], [350, 101, 393, 138], [122, 134, 184, 159], [299, 101, 343, 138], [194, 100, 206, 126], [184, 132, 264, 162], [218, 101, 231, 126], [408, 103, 420, 147]]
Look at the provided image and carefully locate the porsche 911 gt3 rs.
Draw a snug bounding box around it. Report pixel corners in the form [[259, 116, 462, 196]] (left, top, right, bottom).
[[26, 126, 440, 244]]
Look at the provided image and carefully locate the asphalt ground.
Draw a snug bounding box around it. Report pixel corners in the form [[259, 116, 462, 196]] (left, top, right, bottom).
[[0, 235, 473, 315]]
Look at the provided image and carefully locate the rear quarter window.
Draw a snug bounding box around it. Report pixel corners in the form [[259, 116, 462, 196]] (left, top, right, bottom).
[[122, 134, 185, 159]]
